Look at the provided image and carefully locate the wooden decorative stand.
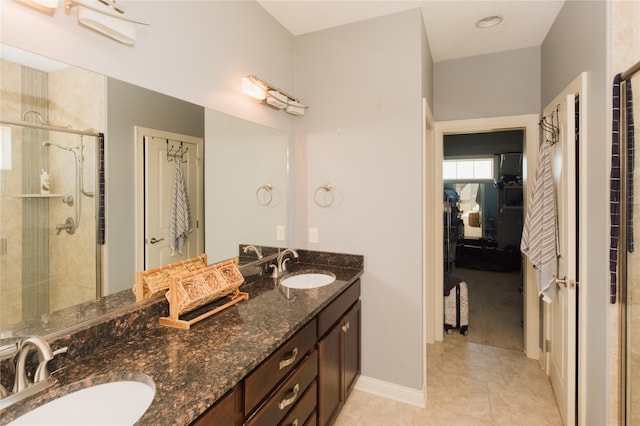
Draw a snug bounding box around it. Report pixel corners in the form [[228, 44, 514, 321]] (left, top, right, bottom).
[[133, 254, 208, 302], [159, 258, 248, 330]]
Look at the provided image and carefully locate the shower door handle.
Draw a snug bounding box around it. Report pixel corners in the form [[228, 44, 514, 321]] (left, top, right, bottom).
[[149, 237, 164, 244]]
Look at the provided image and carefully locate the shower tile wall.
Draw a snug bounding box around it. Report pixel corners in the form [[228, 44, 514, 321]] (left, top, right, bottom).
[[0, 58, 23, 325], [0, 58, 104, 328], [22, 66, 50, 320], [47, 66, 103, 311]]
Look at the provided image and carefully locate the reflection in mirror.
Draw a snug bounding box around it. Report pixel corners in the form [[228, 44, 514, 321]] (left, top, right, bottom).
[[0, 45, 290, 346], [205, 109, 288, 262], [0, 44, 104, 330]]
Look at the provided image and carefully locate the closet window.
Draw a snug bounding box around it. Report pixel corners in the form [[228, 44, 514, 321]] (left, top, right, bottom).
[[443, 158, 493, 181]]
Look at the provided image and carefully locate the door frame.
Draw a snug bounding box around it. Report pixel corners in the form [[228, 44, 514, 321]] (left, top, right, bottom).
[[134, 126, 204, 272], [429, 114, 539, 358]]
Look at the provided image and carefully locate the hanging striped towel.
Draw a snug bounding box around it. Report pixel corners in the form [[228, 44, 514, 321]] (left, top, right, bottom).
[[170, 159, 192, 256], [521, 140, 559, 303]]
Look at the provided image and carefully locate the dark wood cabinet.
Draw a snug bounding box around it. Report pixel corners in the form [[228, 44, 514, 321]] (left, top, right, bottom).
[[190, 279, 361, 426], [342, 300, 361, 399], [244, 321, 317, 416], [192, 383, 243, 426], [246, 351, 318, 426], [317, 281, 362, 426]]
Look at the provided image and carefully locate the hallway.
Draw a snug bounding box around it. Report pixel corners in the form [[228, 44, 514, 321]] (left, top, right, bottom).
[[336, 339, 562, 425]]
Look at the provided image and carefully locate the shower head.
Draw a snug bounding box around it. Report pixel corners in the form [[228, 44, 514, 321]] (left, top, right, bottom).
[[42, 141, 79, 151]]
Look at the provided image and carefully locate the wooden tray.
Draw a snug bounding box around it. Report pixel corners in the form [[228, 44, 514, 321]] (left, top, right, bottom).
[[133, 254, 208, 302], [159, 257, 248, 330]]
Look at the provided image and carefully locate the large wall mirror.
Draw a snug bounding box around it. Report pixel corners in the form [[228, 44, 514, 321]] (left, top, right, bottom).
[[0, 43, 289, 341]]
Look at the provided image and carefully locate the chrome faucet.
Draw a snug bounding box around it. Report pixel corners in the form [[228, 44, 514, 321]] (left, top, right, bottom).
[[0, 337, 67, 410], [271, 248, 299, 278], [242, 245, 263, 259], [13, 337, 67, 393]]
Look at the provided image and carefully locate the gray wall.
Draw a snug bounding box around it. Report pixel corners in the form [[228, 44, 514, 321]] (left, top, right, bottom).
[[294, 8, 428, 390], [106, 78, 204, 293], [541, 1, 609, 424], [434, 47, 541, 121]]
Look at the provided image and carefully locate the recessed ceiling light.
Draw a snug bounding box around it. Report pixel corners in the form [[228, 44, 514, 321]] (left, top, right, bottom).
[[475, 15, 503, 29]]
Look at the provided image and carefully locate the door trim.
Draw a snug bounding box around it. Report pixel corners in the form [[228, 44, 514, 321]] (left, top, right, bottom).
[[431, 114, 539, 358], [134, 126, 204, 272]]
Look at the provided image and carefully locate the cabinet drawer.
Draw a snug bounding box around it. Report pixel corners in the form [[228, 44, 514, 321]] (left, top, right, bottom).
[[279, 381, 317, 426], [317, 279, 360, 338], [246, 350, 318, 426], [244, 321, 317, 415]]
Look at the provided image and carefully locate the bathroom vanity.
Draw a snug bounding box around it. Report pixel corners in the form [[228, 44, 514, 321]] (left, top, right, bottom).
[[0, 250, 363, 426]]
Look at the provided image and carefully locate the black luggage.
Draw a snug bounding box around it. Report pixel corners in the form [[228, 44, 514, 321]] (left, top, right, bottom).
[[444, 274, 469, 336]]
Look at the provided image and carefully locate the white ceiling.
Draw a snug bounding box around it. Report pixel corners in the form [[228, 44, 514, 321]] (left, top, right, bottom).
[[256, 0, 566, 62]]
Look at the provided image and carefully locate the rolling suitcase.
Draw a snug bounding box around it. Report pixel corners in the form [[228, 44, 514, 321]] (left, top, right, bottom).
[[444, 276, 469, 336]]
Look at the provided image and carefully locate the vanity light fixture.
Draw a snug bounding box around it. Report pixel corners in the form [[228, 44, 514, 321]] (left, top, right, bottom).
[[14, 0, 59, 15], [242, 76, 267, 100], [64, 0, 149, 45], [475, 15, 503, 29], [242, 75, 308, 116], [266, 90, 288, 109]]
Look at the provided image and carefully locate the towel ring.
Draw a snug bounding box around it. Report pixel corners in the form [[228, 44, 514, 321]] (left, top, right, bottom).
[[314, 183, 334, 207], [256, 184, 273, 206]]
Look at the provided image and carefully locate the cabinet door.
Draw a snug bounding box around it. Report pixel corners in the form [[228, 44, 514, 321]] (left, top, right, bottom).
[[191, 384, 242, 426], [318, 323, 341, 426], [342, 300, 361, 399]]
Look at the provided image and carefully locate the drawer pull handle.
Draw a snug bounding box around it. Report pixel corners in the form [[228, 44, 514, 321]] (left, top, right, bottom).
[[292, 419, 299, 426], [279, 383, 300, 410], [279, 347, 298, 370], [342, 321, 350, 332]]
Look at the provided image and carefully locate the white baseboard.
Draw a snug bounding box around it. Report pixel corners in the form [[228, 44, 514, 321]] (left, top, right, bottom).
[[353, 375, 426, 408]]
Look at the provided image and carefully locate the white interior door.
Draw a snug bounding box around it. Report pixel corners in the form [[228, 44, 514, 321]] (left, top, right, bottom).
[[135, 128, 204, 272], [544, 74, 583, 426], [145, 136, 201, 269]]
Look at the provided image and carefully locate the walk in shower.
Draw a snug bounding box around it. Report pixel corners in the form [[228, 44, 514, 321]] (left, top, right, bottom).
[[0, 51, 105, 329]]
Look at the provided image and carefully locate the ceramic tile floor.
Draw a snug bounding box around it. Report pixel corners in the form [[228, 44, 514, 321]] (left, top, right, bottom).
[[335, 339, 562, 425]]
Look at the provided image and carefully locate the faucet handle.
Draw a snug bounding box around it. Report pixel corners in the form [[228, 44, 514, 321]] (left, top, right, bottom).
[[53, 347, 68, 356], [34, 346, 67, 383], [282, 257, 290, 272]]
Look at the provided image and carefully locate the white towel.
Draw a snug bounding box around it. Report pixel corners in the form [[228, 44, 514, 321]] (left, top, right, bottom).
[[520, 141, 559, 303], [169, 160, 192, 256]]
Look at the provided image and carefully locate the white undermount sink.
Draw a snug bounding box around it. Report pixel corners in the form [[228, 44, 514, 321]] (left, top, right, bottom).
[[280, 271, 336, 289], [9, 375, 155, 426]]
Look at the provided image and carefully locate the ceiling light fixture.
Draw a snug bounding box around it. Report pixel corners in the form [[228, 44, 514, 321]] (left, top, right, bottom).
[[475, 15, 503, 29], [242, 75, 308, 116]]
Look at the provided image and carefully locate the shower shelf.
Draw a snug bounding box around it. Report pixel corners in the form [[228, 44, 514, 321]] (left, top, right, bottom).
[[14, 194, 65, 198]]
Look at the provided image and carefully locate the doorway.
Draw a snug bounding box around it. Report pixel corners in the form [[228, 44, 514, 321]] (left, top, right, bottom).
[[134, 127, 204, 272], [443, 130, 524, 351], [428, 114, 539, 359]]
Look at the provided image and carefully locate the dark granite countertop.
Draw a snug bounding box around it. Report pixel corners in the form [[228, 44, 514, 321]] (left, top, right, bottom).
[[0, 251, 363, 425]]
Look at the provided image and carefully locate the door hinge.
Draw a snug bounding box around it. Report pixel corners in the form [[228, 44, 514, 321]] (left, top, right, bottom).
[[544, 339, 551, 353]]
